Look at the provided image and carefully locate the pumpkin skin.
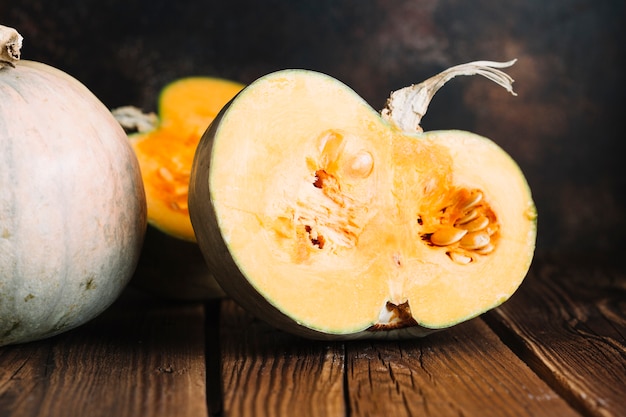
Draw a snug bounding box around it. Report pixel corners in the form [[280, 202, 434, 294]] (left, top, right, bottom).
[[189, 64, 536, 339], [0, 60, 147, 346], [118, 77, 243, 299]]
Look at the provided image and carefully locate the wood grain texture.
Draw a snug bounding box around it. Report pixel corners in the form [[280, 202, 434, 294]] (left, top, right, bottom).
[[0, 290, 208, 417], [345, 318, 580, 417], [1, 254, 625, 417], [219, 300, 345, 417], [219, 298, 581, 417], [486, 254, 626, 417]]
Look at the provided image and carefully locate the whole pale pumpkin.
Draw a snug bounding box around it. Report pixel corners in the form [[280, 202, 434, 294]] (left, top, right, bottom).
[[0, 26, 147, 346]]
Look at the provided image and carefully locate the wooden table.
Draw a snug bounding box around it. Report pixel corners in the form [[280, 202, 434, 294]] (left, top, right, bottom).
[[1, 252, 624, 417]]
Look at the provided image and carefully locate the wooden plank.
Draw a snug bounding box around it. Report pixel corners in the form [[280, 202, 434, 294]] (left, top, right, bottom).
[[0, 288, 208, 417], [219, 300, 346, 417], [345, 318, 580, 417], [485, 254, 626, 417], [219, 298, 580, 417]]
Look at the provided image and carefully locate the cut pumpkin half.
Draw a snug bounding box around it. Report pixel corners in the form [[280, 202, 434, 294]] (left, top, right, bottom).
[[189, 61, 537, 339], [120, 77, 245, 241]]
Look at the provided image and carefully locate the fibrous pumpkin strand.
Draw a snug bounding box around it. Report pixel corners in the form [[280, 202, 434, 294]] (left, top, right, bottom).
[[111, 106, 158, 134], [381, 59, 517, 132], [0, 25, 23, 69], [276, 130, 378, 261]]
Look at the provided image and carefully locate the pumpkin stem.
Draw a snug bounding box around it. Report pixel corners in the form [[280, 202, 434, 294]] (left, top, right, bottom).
[[0, 25, 23, 69], [381, 59, 517, 133]]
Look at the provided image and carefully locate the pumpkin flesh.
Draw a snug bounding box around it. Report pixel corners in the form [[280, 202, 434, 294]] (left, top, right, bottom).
[[121, 77, 242, 300], [130, 77, 244, 241], [190, 69, 536, 338]]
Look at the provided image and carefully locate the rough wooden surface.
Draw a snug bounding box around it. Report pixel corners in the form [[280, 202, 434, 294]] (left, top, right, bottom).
[[486, 254, 626, 417], [219, 301, 346, 417], [0, 294, 208, 417], [343, 319, 578, 417], [1, 254, 624, 417]]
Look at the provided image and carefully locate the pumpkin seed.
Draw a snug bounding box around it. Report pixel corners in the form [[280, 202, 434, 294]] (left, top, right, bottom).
[[457, 215, 489, 232], [456, 208, 479, 225], [461, 190, 482, 211], [174, 185, 188, 196], [447, 250, 472, 265], [459, 231, 490, 250], [475, 243, 495, 255], [485, 225, 499, 236], [158, 166, 175, 183], [430, 226, 467, 246], [346, 150, 374, 178], [421, 187, 500, 261], [319, 131, 345, 165]]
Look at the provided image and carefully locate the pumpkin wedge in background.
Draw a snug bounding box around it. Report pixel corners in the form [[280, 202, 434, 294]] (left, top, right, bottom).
[[114, 77, 244, 299], [117, 77, 245, 241], [189, 60, 537, 339]]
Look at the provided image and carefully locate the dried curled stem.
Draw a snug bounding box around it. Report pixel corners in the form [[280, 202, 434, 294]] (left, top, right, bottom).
[[381, 59, 518, 133], [0, 25, 23, 69]]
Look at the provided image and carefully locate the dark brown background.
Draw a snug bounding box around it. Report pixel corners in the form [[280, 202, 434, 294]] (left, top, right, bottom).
[[2, 0, 624, 254]]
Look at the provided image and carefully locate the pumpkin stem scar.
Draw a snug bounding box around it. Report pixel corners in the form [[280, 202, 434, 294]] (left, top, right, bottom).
[[0, 25, 23, 69], [381, 59, 518, 133]]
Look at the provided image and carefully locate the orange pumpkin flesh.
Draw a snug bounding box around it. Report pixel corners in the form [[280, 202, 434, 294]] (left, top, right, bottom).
[[117, 77, 243, 300], [189, 63, 536, 339], [130, 77, 244, 242]]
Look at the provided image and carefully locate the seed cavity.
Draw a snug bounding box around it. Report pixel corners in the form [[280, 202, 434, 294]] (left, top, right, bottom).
[[276, 130, 376, 262], [156, 165, 190, 215], [419, 188, 499, 265]]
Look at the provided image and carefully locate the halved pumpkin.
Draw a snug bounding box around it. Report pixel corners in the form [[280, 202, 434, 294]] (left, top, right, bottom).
[[127, 77, 244, 242], [189, 61, 537, 339], [114, 77, 243, 299]]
